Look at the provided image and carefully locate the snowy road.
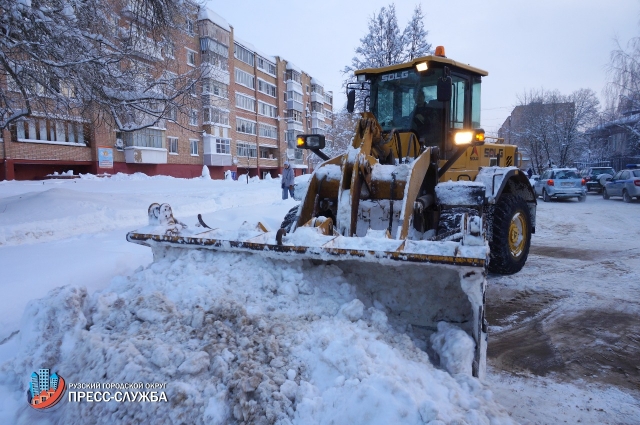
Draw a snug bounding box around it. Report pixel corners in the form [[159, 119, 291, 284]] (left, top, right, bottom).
[[0, 176, 638, 424], [485, 192, 640, 423]]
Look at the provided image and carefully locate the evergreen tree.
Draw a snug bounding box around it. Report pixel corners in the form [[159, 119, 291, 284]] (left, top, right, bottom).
[[344, 4, 404, 73], [403, 5, 432, 61], [341, 3, 432, 111]]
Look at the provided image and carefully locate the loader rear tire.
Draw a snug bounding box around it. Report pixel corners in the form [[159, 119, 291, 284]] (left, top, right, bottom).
[[488, 194, 531, 275], [280, 205, 300, 232]]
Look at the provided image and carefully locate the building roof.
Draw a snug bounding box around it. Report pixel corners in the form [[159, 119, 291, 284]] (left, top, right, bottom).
[[198, 8, 230, 31]]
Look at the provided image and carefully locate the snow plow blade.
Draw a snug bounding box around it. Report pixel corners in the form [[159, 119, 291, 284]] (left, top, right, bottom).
[[127, 203, 489, 378]]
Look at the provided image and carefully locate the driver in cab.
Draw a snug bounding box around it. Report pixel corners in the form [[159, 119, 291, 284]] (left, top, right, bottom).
[[411, 88, 441, 147]]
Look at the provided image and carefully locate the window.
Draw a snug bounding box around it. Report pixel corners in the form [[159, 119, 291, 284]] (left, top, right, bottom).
[[260, 148, 272, 159], [324, 93, 333, 104], [236, 141, 257, 158], [259, 123, 277, 139], [235, 93, 256, 112], [166, 106, 177, 121], [306, 85, 310, 93], [121, 128, 164, 148], [200, 38, 228, 57], [204, 108, 229, 126], [60, 82, 76, 98], [234, 43, 254, 66], [236, 118, 256, 135], [286, 110, 303, 122], [258, 101, 277, 118], [190, 139, 199, 155], [215, 137, 230, 154], [203, 80, 228, 98], [186, 19, 194, 34], [189, 110, 198, 126], [14, 119, 88, 145], [287, 91, 303, 103], [235, 68, 255, 89], [187, 49, 196, 66], [324, 109, 332, 119], [311, 102, 323, 113], [257, 79, 277, 97], [164, 43, 175, 58], [168, 137, 178, 154], [203, 52, 228, 71], [257, 57, 276, 75], [311, 84, 323, 95], [285, 69, 301, 83]]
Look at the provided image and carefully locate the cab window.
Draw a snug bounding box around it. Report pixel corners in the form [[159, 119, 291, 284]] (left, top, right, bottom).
[[450, 76, 467, 129]]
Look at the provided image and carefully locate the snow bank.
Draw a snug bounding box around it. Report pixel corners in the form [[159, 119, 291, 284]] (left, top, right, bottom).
[[0, 248, 513, 424]]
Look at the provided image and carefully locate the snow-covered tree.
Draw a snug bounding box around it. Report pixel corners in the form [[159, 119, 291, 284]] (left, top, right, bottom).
[[342, 3, 432, 111], [508, 89, 599, 172], [345, 3, 404, 73], [403, 5, 432, 61], [603, 32, 640, 153], [0, 0, 201, 131]]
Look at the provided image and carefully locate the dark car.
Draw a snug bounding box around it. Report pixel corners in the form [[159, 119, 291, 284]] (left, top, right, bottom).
[[581, 167, 616, 193]]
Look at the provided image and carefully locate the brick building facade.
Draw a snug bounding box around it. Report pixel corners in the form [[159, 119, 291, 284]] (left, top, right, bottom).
[[0, 5, 333, 181]]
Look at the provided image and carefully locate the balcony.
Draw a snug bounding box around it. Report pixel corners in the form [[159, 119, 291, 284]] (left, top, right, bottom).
[[204, 153, 232, 166], [202, 63, 230, 84], [287, 99, 303, 112], [259, 157, 278, 167], [124, 146, 167, 164], [311, 112, 325, 123], [286, 80, 303, 93], [310, 92, 324, 103], [287, 121, 304, 132]]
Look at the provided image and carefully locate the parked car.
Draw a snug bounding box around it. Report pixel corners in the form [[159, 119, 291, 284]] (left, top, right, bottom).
[[533, 168, 587, 202], [528, 174, 539, 187], [602, 165, 640, 202], [580, 166, 616, 193]]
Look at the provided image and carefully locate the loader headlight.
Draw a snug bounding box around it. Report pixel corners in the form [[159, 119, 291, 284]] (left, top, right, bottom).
[[415, 62, 428, 72], [296, 134, 326, 149], [453, 129, 485, 145]]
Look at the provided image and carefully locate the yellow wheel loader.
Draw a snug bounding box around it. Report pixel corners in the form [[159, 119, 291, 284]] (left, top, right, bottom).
[[127, 47, 536, 379]]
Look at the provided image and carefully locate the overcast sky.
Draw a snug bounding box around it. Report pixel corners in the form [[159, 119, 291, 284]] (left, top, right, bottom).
[[206, 0, 639, 135]]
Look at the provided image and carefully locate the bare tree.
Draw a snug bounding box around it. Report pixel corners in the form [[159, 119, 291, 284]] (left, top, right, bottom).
[[509, 88, 599, 172], [603, 32, 640, 154], [0, 0, 202, 132]]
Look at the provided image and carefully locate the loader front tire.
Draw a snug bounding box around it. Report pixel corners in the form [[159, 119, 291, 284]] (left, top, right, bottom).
[[280, 205, 300, 232], [488, 194, 531, 275]]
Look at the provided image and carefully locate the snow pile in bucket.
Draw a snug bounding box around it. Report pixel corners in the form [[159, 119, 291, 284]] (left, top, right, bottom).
[[0, 248, 513, 425]]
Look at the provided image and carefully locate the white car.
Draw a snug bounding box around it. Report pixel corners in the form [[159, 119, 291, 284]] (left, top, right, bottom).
[[533, 168, 586, 202]]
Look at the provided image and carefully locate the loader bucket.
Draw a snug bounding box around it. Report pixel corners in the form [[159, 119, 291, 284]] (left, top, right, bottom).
[[127, 203, 489, 378]]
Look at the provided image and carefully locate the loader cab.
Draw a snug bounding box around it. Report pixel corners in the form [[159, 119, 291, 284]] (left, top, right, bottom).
[[354, 51, 486, 161]]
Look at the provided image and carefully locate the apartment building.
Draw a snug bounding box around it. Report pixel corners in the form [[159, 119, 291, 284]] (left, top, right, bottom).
[[0, 5, 333, 181]]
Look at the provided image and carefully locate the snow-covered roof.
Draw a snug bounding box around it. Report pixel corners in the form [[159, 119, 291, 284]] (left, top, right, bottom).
[[285, 61, 302, 73], [233, 36, 254, 52], [197, 8, 230, 31], [310, 77, 324, 87], [254, 48, 276, 65], [232, 36, 276, 64]]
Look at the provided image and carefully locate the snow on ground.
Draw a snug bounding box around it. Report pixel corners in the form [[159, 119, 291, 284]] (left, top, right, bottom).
[[0, 174, 638, 424]]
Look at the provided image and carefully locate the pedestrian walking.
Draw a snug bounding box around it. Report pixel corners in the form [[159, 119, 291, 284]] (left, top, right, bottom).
[[527, 167, 533, 178], [281, 161, 295, 200]]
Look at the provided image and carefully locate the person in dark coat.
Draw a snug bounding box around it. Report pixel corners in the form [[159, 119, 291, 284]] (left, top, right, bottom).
[[527, 167, 533, 178], [281, 161, 295, 199]]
